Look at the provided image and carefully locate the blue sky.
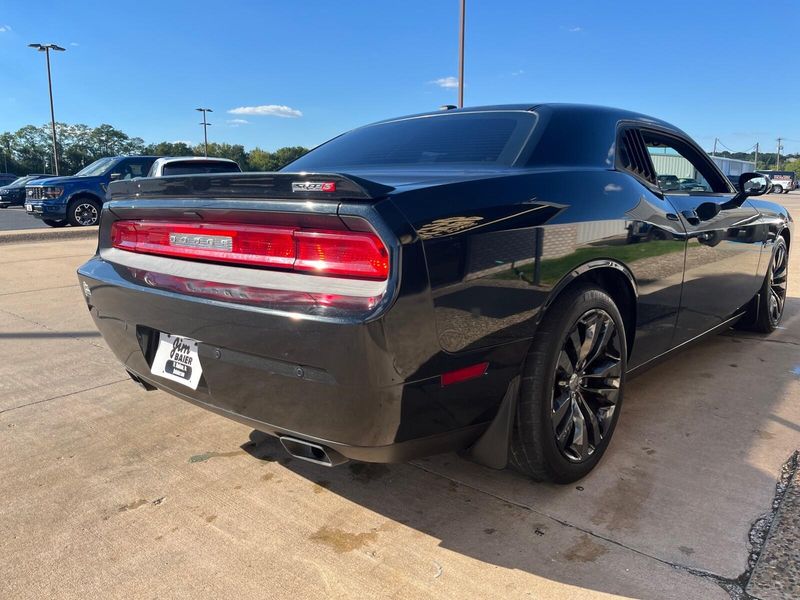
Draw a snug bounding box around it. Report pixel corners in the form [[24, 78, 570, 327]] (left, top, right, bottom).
[[1, 0, 798, 153]]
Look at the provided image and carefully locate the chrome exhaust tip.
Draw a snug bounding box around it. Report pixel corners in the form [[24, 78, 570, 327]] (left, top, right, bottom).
[[279, 436, 348, 467]]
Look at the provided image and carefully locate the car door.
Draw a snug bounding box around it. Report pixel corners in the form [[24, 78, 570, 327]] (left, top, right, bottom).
[[642, 129, 764, 344]]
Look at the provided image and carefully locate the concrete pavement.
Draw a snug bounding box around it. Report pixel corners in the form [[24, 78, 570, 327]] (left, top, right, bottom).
[[1, 193, 799, 599]]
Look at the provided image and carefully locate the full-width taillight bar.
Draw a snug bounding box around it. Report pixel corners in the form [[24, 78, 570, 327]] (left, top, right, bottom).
[[110, 220, 389, 281]]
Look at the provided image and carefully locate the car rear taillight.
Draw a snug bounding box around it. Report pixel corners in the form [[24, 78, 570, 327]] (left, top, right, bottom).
[[111, 220, 389, 280]]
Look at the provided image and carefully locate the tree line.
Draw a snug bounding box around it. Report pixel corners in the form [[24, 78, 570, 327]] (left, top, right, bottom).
[[0, 123, 308, 176]]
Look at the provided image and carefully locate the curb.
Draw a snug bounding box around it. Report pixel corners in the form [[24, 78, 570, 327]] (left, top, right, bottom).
[[0, 226, 98, 245]]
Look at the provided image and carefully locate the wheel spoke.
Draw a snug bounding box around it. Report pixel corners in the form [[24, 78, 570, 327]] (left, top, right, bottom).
[[556, 351, 574, 378], [580, 379, 620, 406], [569, 405, 589, 460], [584, 357, 621, 379], [552, 390, 572, 429], [583, 320, 615, 369], [577, 394, 603, 448], [555, 408, 575, 451], [577, 314, 599, 364], [567, 329, 582, 363]]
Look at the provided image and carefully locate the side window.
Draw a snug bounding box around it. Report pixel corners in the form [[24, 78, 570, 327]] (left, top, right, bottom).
[[124, 158, 154, 179], [641, 132, 729, 194], [114, 158, 153, 180]]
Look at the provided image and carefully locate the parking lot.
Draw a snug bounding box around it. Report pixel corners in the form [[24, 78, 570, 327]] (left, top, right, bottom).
[[1, 193, 798, 600], [0, 206, 49, 231]]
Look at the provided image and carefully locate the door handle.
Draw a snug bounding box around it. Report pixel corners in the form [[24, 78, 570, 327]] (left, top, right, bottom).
[[681, 210, 700, 226]]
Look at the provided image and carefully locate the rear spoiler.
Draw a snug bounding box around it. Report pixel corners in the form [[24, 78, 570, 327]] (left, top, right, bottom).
[[107, 172, 395, 202]]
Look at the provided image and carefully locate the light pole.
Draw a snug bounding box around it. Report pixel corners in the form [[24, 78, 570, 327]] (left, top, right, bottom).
[[776, 138, 783, 170], [457, 0, 466, 108], [29, 43, 65, 176], [196, 108, 212, 157]]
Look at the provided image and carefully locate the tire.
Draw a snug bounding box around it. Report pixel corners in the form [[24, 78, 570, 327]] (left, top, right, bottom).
[[510, 284, 627, 483], [737, 236, 788, 333], [773, 185, 783, 194], [67, 198, 101, 227], [42, 219, 67, 228]]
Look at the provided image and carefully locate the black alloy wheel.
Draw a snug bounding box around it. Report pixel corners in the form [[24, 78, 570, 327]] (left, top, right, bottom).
[[551, 309, 623, 463], [510, 284, 627, 483], [737, 236, 789, 333], [767, 239, 788, 327]]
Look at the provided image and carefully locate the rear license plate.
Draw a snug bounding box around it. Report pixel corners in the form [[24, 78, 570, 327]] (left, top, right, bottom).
[[25, 203, 32, 212], [150, 333, 202, 389]]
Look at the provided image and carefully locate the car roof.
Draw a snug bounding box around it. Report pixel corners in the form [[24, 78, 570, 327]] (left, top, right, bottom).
[[153, 156, 238, 164]]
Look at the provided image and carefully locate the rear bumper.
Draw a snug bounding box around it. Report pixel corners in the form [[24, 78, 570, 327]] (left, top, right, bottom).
[[77, 253, 519, 461]]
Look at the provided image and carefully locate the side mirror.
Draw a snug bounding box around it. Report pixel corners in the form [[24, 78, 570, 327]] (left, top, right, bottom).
[[109, 172, 122, 181], [739, 172, 768, 197], [722, 172, 768, 210]]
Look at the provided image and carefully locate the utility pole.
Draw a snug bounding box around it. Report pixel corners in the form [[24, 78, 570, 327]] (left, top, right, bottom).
[[754, 142, 759, 170], [196, 108, 213, 157], [29, 43, 65, 176], [776, 138, 783, 169], [712, 138, 718, 157], [457, 0, 465, 108]]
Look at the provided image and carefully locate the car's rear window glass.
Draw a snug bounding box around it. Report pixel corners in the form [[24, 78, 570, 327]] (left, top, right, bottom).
[[285, 112, 537, 170], [161, 161, 240, 176]]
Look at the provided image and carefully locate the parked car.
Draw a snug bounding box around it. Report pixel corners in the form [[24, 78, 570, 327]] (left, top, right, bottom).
[[0, 173, 18, 187], [0, 174, 50, 208], [25, 156, 160, 227], [78, 104, 791, 483], [147, 156, 242, 177], [678, 178, 708, 191], [656, 174, 681, 190], [757, 170, 796, 194]]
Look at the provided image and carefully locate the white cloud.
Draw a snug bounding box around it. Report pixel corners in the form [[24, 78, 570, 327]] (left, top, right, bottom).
[[567, 26, 582, 32], [70, 42, 79, 47], [511, 69, 525, 76], [228, 104, 302, 118], [431, 76, 459, 89], [226, 118, 250, 127], [0, 25, 12, 33]]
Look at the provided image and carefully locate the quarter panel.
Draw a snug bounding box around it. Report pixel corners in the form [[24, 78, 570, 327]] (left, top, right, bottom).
[[391, 170, 687, 368]]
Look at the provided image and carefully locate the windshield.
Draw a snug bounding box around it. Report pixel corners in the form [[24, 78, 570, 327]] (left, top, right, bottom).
[[76, 157, 116, 177], [285, 111, 538, 171], [7, 176, 40, 188]]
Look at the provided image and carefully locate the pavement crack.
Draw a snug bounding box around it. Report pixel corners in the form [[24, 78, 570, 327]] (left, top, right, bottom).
[[0, 284, 78, 298], [0, 379, 129, 415]]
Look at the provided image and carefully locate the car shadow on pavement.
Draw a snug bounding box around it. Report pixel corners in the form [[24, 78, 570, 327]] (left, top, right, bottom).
[[242, 299, 800, 598]]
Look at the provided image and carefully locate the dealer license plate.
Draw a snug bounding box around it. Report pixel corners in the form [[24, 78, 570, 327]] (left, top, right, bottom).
[[150, 333, 202, 390]]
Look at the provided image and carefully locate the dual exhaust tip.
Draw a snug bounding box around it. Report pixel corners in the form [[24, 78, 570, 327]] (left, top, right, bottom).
[[279, 436, 348, 467]]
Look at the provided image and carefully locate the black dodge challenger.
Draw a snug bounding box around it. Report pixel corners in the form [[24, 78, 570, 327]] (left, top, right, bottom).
[[78, 104, 791, 483]]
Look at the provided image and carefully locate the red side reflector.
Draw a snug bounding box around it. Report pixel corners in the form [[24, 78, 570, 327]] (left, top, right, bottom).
[[111, 220, 389, 280], [441, 362, 489, 386]]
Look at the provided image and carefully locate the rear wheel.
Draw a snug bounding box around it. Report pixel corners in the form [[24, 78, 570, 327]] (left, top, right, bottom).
[[510, 284, 627, 483], [773, 185, 784, 194], [67, 198, 101, 226], [42, 219, 67, 228], [738, 236, 788, 333]]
